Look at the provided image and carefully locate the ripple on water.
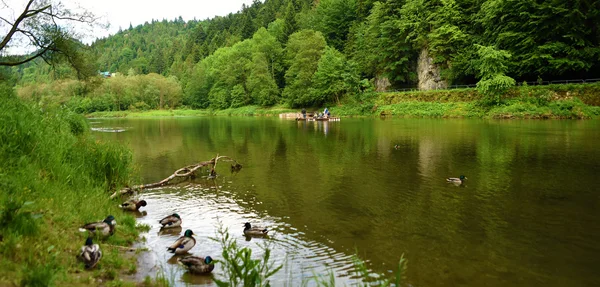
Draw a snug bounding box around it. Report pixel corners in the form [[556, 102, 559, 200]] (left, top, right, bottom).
[[130, 184, 366, 286]]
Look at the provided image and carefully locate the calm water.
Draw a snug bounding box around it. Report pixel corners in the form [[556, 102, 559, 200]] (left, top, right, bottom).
[[91, 117, 600, 287]]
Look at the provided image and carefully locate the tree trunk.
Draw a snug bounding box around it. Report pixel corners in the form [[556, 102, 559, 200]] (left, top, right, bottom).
[[110, 155, 242, 199]]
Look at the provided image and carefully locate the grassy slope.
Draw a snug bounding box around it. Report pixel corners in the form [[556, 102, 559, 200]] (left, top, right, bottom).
[[87, 84, 600, 119], [0, 87, 147, 286]]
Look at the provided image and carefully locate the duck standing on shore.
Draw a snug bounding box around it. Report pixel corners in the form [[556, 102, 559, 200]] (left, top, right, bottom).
[[79, 215, 116, 237], [77, 237, 102, 269]]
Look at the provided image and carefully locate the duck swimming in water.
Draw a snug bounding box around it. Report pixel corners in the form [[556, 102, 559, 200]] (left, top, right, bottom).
[[167, 229, 196, 254], [119, 199, 147, 211], [243, 222, 268, 236], [178, 255, 215, 274], [446, 175, 467, 185], [159, 213, 182, 228]]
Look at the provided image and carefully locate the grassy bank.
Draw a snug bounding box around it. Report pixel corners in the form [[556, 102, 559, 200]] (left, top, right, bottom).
[[82, 83, 600, 119], [0, 86, 148, 286], [87, 105, 298, 118]]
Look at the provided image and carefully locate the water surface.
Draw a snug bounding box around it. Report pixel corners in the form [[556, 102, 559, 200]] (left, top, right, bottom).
[[92, 117, 600, 286]]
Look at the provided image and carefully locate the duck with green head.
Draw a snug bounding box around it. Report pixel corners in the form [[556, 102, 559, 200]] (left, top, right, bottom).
[[159, 213, 182, 228], [167, 229, 196, 254], [119, 199, 147, 211], [77, 237, 102, 269], [243, 222, 268, 236], [79, 215, 116, 237], [446, 175, 467, 185], [178, 255, 215, 274]]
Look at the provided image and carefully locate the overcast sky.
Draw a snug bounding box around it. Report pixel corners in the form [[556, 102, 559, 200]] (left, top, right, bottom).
[[84, 0, 256, 38], [1, 0, 256, 52]]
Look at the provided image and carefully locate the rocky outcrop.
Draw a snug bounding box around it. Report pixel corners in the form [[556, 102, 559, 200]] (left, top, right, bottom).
[[374, 74, 391, 92], [417, 47, 448, 90]]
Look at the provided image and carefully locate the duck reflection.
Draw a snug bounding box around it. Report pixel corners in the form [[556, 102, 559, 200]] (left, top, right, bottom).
[[158, 226, 182, 236], [167, 254, 185, 265], [181, 271, 215, 285], [132, 210, 148, 218]]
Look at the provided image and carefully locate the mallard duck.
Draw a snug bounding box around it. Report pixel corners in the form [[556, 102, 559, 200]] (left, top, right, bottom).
[[119, 199, 147, 211], [79, 215, 116, 237], [446, 175, 467, 184], [159, 213, 182, 228], [77, 237, 102, 269], [167, 229, 196, 254], [243, 222, 268, 236], [178, 255, 215, 274]]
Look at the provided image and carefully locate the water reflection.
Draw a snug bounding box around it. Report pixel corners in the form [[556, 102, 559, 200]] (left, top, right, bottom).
[[94, 117, 600, 287]]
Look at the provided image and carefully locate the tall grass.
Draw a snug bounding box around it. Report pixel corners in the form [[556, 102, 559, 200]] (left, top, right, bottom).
[[0, 89, 141, 285], [211, 223, 283, 287]]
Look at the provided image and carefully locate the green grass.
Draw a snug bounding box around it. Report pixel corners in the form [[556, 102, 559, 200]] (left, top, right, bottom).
[[0, 88, 143, 286]]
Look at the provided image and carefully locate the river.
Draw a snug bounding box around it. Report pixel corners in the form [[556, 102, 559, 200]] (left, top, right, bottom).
[[91, 117, 600, 287]]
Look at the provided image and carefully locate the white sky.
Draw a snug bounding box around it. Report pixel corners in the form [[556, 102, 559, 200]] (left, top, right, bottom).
[[84, 0, 256, 38], [1, 0, 256, 53]]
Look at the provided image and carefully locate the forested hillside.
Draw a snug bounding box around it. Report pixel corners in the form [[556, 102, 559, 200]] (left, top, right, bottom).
[[9, 0, 600, 110]]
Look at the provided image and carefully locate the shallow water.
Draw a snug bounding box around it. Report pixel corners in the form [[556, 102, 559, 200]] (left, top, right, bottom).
[[92, 117, 600, 286]]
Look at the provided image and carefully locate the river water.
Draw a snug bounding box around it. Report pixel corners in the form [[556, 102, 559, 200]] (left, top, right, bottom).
[[91, 117, 600, 287]]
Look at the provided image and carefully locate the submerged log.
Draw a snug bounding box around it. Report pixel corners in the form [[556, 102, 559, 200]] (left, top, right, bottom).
[[110, 155, 242, 199]]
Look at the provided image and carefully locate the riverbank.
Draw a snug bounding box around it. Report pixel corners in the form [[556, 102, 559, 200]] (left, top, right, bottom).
[[0, 90, 151, 286], [85, 84, 600, 119]]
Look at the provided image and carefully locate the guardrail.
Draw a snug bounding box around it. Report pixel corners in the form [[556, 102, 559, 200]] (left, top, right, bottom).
[[389, 78, 600, 92]]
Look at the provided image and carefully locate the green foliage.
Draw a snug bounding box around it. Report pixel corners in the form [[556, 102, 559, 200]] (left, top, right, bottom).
[[0, 93, 139, 284], [8, 0, 600, 110], [311, 47, 361, 105], [283, 30, 327, 107], [17, 74, 183, 113], [348, 1, 416, 84], [211, 224, 283, 287], [475, 45, 516, 103], [477, 0, 600, 80], [312, 0, 358, 51]]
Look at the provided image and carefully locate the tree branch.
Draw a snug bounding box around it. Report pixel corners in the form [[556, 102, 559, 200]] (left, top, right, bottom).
[[0, 45, 51, 66], [0, 16, 13, 26], [0, 0, 50, 51], [109, 155, 242, 199]]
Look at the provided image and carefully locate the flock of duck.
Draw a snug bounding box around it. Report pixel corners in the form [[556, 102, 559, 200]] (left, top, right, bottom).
[[77, 198, 269, 276]]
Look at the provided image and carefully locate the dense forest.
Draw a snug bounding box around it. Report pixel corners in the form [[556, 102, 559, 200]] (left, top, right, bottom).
[[6, 0, 600, 111]]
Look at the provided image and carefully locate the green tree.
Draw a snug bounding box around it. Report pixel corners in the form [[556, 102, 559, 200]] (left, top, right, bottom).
[[349, 1, 415, 84], [474, 45, 516, 103], [477, 0, 600, 80], [0, 0, 99, 74], [398, 0, 468, 80], [313, 0, 358, 51], [247, 53, 280, 106], [311, 47, 360, 105], [283, 30, 327, 107]]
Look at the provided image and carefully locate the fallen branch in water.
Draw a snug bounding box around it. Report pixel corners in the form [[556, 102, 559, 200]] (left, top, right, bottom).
[[110, 155, 242, 199]]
